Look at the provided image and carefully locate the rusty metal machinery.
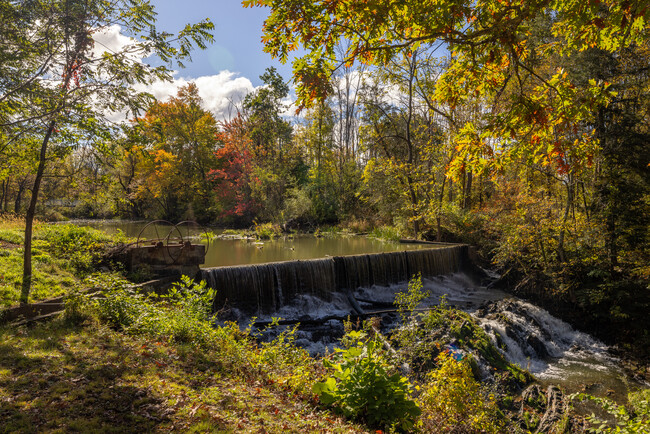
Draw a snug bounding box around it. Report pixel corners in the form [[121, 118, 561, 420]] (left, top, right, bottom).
[[135, 220, 210, 265]]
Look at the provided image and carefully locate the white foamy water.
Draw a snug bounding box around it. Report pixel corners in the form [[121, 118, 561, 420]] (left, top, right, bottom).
[[354, 273, 508, 311], [230, 271, 641, 400], [473, 299, 639, 400]]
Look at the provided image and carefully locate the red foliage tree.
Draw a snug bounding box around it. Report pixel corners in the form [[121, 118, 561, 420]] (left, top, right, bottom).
[[210, 115, 260, 221]]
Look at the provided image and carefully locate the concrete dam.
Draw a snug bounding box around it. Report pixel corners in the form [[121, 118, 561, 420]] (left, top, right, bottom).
[[200, 245, 470, 314]]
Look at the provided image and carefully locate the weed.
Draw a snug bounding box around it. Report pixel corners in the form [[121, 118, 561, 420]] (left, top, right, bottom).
[[369, 225, 403, 242]]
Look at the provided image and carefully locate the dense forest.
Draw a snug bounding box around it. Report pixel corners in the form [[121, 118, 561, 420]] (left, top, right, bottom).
[[1, 0, 649, 432]]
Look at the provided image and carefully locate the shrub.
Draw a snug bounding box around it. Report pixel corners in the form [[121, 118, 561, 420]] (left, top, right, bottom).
[[253, 323, 318, 394], [369, 225, 403, 242], [571, 390, 650, 433], [95, 275, 217, 347], [281, 187, 314, 224], [418, 351, 503, 433], [312, 330, 420, 431], [63, 290, 95, 325], [254, 222, 282, 239]]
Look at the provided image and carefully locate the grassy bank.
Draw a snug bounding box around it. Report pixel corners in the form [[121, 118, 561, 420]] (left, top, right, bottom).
[[0, 215, 128, 307], [0, 320, 364, 433], [1, 274, 648, 432]]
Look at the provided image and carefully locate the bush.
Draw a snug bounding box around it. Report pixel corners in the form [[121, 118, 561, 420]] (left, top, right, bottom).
[[95, 275, 217, 347], [369, 225, 403, 242], [571, 390, 650, 433], [254, 324, 317, 395], [254, 222, 282, 239], [418, 352, 503, 433], [63, 289, 95, 325], [312, 329, 420, 431], [281, 187, 314, 224]]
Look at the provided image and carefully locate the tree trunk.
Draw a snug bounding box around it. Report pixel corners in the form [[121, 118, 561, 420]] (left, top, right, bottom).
[[14, 178, 27, 213], [557, 180, 573, 263], [463, 171, 472, 209], [436, 177, 447, 242], [20, 120, 56, 304], [0, 179, 7, 212]]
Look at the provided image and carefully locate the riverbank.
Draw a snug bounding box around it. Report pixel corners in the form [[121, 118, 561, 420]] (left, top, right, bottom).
[[0, 215, 133, 308], [0, 319, 366, 432], [2, 275, 648, 432]]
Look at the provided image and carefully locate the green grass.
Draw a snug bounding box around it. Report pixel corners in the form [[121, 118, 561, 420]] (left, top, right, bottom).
[[0, 217, 127, 307], [0, 247, 78, 307]]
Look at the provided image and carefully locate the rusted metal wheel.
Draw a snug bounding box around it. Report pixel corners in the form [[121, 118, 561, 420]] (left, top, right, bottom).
[[136, 220, 176, 248], [172, 220, 211, 254]]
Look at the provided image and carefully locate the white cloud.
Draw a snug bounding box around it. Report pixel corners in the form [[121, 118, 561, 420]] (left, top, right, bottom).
[[143, 71, 255, 121], [91, 26, 256, 122], [92, 25, 138, 59], [92, 26, 304, 124]]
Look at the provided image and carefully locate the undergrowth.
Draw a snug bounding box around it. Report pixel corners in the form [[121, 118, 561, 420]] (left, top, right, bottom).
[[5, 269, 646, 432]]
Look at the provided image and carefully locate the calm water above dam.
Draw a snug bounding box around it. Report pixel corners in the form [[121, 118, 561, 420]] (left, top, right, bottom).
[[69, 220, 438, 268]]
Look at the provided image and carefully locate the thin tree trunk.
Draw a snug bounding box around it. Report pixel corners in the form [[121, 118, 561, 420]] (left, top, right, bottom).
[[437, 176, 447, 242], [14, 178, 27, 213], [0, 179, 7, 212], [463, 171, 472, 209], [557, 180, 573, 263], [20, 119, 56, 304]]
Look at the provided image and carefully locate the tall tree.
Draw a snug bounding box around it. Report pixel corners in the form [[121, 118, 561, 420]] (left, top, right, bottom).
[[359, 51, 446, 236], [242, 67, 292, 165], [245, 0, 647, 176], [129, 83, 220, 220], [0, 0, 213, 303]]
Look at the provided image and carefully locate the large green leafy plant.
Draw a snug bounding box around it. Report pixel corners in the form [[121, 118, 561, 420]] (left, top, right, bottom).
[[312, 329, 420, 431]]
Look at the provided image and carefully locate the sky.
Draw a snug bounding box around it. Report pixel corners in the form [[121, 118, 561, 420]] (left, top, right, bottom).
[[152, 0, 295, 85], [117, 0, 300, 120]]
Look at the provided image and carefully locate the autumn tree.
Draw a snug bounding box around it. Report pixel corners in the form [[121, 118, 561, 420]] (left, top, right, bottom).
[[246, 0, 648, 178], [210, 114, 260, 223], [127, 84, 220, 220], [238, 67, 304, 221]]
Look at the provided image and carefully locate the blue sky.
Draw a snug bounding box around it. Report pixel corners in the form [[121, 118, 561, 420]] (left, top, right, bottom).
[[152, 0, 294, 86]]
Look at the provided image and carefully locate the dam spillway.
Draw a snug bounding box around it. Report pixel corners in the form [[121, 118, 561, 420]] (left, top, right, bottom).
[[201, 245, 469, 314]]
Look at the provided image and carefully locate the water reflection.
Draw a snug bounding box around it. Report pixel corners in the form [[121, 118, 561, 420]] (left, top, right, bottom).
[[69, 220, 436, 268]]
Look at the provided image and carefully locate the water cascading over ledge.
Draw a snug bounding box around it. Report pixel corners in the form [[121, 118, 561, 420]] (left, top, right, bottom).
[[201, 245, 468, 314]]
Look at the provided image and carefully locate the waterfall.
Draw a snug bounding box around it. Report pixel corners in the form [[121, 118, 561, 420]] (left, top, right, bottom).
[[202, 245, 467, 313], [473, 299, 615, 378]]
